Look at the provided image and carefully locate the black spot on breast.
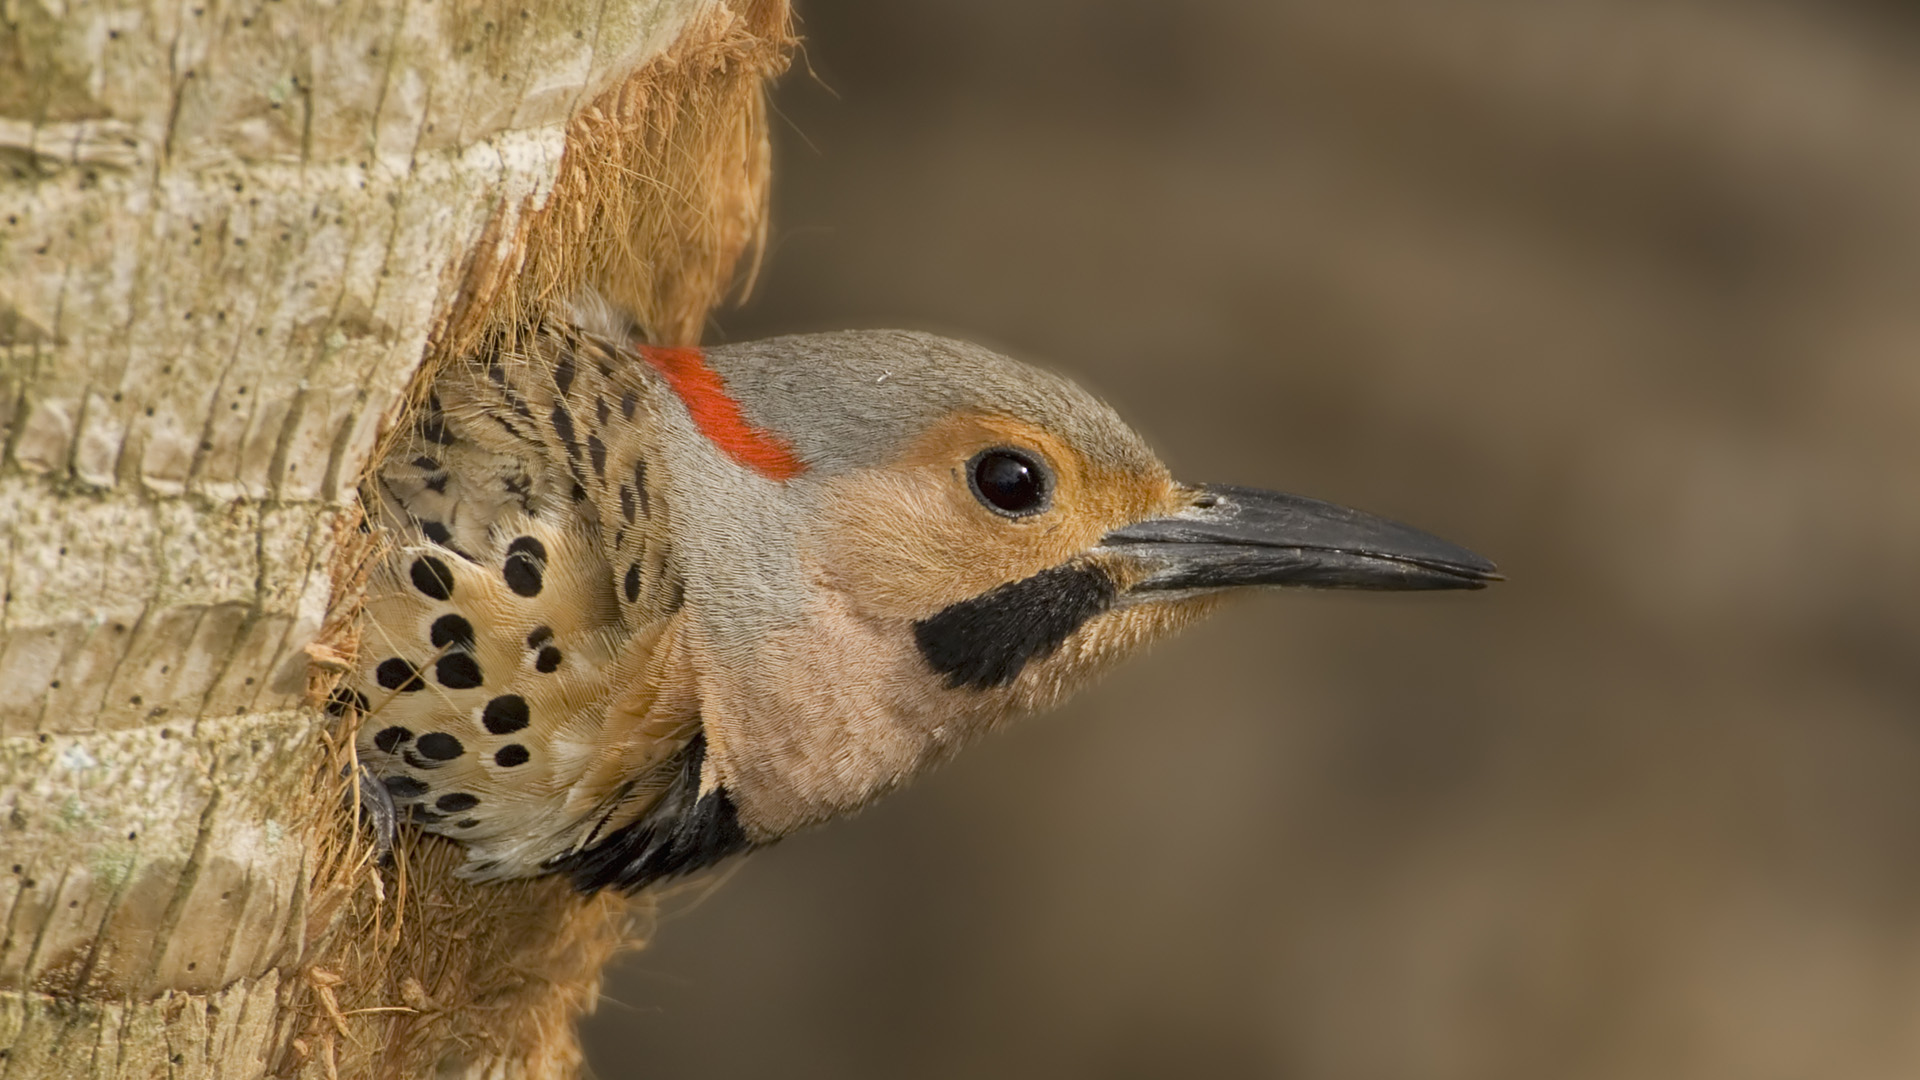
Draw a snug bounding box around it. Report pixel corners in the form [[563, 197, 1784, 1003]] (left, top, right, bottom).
[[495, 744, 530, 767], [411, 455, 440, 471], [423, 473, 448, 494], [420, 520, 453, 546], [631, 459, 649, 515], [420, 398, 454, 445], [526, 625, 553, 648], [619, 485, 635, 523], [487, 360, 506, 384], [457, 818, 481, 828], [913, 563, 1117, 690], [620, 389, 636, 419], [376, 658, 425, 692], [372, 726, 412, 753], [503, 535, 546, 597], [408, 807, 446, 825], [383, 775, 428, 800], [587, 434, 607, 476], [416, 732, 464, 760], [571, 481, 587, 502], [554, 351, 576, 395], [435, 653, 483, 689], [552, 734, 753, 894], [551, 403, 578, 456], [410, 556, 454, 600], [430, 614, 475, 651], [623, 563, 641, 602], [487, 412, 524, 440], [510, 382, 537, 419], [536, 646, 562, 673], [436, 792, 479, 812], [664, 576, 685, 613], [326, 686, 369, 716], [596, 397, 610, 426], [482, 695, 530, 734]]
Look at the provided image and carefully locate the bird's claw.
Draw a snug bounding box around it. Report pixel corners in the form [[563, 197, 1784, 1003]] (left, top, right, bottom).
[[347, 762, 399, 865]]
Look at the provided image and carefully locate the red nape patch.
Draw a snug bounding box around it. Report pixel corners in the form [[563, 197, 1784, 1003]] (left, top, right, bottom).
[[636, 345, 806, 481]]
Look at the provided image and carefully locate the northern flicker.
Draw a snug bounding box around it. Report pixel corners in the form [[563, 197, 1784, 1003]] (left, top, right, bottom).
[[335, 303, 1495, 892]]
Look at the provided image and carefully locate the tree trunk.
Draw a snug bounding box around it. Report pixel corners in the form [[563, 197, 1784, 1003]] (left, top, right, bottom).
[[0, 2, 788, 1076]]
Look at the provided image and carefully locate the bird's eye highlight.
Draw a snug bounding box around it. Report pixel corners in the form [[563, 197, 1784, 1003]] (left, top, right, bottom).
[[968, 448, 1051, 517]]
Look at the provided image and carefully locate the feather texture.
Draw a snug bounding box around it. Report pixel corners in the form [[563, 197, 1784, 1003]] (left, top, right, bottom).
[[346, 326, 700, 881]]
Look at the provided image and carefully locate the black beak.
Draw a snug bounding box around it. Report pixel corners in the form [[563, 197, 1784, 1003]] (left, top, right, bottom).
[[1099, 485, 1499, 593]]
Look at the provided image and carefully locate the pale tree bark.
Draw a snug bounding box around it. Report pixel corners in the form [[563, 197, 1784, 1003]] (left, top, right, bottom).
[[0, 2, 787, 1076]]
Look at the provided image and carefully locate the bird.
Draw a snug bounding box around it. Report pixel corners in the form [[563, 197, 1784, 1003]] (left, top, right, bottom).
[[332, 300, 1497, 893]]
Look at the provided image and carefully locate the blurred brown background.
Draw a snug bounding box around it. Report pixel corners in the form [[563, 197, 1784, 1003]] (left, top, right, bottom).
[[583, 2, 1920, 1077]]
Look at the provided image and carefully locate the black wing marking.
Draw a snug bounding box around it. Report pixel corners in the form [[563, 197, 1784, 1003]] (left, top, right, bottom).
[[549, 733, 756, 894]]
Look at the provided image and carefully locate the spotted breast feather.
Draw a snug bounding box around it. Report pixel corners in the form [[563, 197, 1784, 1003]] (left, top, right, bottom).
[[339, 325, 732, 889]]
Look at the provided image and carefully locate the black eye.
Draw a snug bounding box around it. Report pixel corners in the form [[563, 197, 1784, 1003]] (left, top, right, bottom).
[[968, 448, 1051, 517]]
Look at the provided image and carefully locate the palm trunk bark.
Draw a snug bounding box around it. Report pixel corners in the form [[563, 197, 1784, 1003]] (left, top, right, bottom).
[[0, 2, 787, 1075]]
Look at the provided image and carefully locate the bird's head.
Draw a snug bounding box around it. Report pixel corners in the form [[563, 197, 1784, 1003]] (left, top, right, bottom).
[[639, 330, 1495, 841]]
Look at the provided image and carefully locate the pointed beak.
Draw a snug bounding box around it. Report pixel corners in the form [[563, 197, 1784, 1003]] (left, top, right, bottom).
[[1098, 485, 1499, 593]]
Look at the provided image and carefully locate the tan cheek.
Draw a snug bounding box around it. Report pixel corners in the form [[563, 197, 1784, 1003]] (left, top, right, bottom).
[[806, 465, 1062, 619], [805, 413, 1179, 621]]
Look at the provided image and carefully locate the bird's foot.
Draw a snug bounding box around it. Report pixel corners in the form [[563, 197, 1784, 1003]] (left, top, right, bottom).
[[346, 762, 399, 865]]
